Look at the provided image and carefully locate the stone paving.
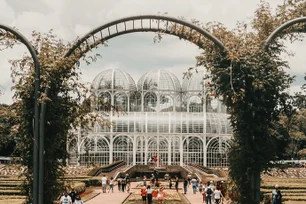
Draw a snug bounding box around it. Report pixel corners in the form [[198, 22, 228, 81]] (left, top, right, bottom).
[[85, 182, 209, 204]]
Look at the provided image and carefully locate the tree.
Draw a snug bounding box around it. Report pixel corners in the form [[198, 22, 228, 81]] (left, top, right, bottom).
[[0, 103, 18, 156], [6, 31, 102, 204], [294, 75, 306, 109], [164, 1, 306, 203]]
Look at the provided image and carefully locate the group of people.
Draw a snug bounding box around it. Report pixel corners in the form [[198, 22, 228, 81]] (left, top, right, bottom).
[[101, 174, 131, 193], [61, 175, 283, 204], [101, 175, 115, 193], [141, 184, 166, 204], [59, 189, 83, 204], [182, 175, 225, 204], [272, 184, 282, 204], [116, 174, 131, 193], [167, 176, 179, 191]]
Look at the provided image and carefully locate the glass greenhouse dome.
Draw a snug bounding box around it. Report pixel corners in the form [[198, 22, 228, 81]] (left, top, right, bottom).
[[68, 68, 232, 168]]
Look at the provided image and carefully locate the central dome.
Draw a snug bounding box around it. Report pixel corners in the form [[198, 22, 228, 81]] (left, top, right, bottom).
[[91, 69, 136, 91], [137, 69, 181, 92]]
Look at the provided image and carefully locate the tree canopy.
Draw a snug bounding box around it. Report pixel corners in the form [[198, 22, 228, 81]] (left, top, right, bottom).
[[166, 1, 306, 203]]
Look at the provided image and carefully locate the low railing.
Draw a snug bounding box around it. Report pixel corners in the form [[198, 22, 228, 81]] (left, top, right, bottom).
[[189, 163, 221, 178], [93, 161, 126, 176]]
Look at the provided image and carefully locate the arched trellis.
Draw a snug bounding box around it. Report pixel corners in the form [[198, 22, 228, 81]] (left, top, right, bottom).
[[0, 25, 41, 204], [264, 17, 306, 50], [64, 15, 227, 59]]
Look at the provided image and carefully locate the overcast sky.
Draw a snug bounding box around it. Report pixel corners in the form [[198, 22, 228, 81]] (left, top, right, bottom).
[[0, 0, 305, 104]]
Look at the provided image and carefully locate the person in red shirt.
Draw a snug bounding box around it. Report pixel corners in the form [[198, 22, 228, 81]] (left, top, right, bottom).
[[141, 185, 147, 204]]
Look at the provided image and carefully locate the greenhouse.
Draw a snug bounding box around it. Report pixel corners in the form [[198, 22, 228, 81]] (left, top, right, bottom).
[[68, 68, 232, 167]]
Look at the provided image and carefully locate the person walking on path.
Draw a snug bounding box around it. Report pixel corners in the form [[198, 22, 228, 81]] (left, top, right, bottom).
[[198, 181, 204, 194], [143, 176, 147, 187], [121, 177, 126, 192], [175, 176, 179, 192], [205, 183, 213, 204], [168, 177, 172, 189], [272, 184, 282, 204], [126, 181, 131, 193], [117, 177, 122, 192], [202, 187, 206, 204], [101, 175, 107, 193], [191, 177, 197, 194], [69, 189, 76, 204], [60, 192, 72, 204], [187, 173, 192, 187], [183, 178, 188, 194], [74, 195, 83, 204], [141, 185, 147, 204], [214, 186, 223, 204], [109, 177, 114, 193], [146, 185, 153, 204], [157, 186, 166, 204]]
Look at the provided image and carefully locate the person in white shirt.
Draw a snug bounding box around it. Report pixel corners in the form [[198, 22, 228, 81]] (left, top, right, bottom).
[[146, 185, 153, 204], [190, 177, 197, 194], [60, 192, 72, 204], [214, 186, 223, 204], [101, 175, 107, 193], [74, 195, 83, 204]]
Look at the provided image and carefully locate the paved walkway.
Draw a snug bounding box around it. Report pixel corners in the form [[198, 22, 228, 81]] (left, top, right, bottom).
[[85, 183, 133, 204], [85, 183, 222, 204]]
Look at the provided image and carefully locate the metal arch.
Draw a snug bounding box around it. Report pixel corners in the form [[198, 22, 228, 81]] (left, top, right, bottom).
[[64, 15, 227, 58], [264, 17, 306, 51], [0, 25, 41, 204]]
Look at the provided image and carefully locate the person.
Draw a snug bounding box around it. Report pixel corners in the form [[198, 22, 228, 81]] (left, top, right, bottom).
[[202, 186, 206, 203], [208, 181, 215, 203], [141, 185, 147, 204], [272, 184, 282, 204], [101, 175, 107, 193], [126, 173, 130, 184], [187, 173, 192, 187], [60, 192, 72, 204], [168, 177, 172, 189], [121, 176, 126, 192], [191, 177, 197, 194], [106, 177, 110, 193], [151, 174, 155, 187], [143, 175, 147, 187], [146, 185, 153, 204], [117, 177, 122, 192], [214, 186, 223, 204], [205, 184, 213, 204], [74, 195, 83, 204], [175, 176, 179, 192], [126, 181, 131, 193], [69, 189, 76, 204], [198, 181, 204, 193], [157, 186, 166, 204], [183, 178, 188, 194], [109, 177, 114, 193]]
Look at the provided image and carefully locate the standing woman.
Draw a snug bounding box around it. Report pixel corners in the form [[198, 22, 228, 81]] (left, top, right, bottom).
[[146, 185, 153, 204], [109, 177, 114, 193], [214, 186, 223, 204], [141, 185, 147, 204], [157, 187, 166, 204]]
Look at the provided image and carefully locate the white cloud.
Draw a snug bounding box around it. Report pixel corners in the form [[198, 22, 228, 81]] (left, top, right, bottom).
[[0, 0, 305, 105]]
